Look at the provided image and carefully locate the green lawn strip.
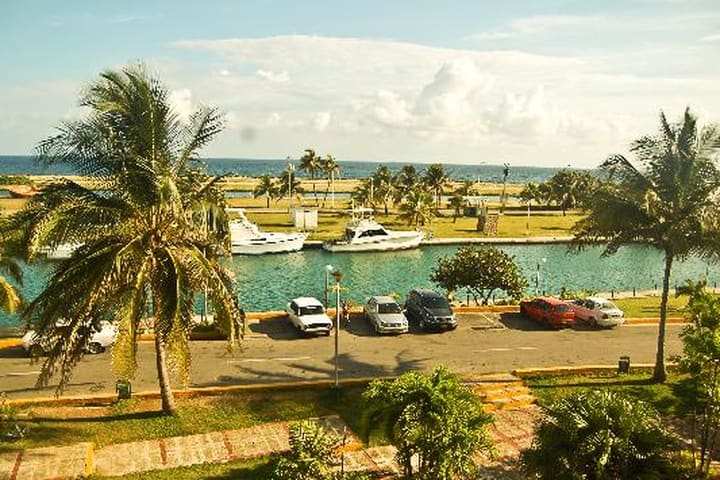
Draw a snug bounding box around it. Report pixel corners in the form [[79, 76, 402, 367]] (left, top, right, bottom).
[[88, 455, 276, 480], [613, 295, 688, 318], [525, 372, 693, 417], [2, 386, 373, 454]]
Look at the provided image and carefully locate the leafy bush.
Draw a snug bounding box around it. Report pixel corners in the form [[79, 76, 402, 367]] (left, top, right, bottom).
[[522, 390, 692, 479], [0, 392, 27, 442]]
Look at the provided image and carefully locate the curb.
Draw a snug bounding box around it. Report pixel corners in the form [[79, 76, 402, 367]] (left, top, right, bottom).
[[513, 362, 677, 378]]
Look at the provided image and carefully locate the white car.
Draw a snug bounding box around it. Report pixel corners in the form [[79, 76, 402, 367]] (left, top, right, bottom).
[[364, 296, 409, 334], [285, 297, 333, 336], [567, 297, 625, 328], [22, 320, 118, 356]]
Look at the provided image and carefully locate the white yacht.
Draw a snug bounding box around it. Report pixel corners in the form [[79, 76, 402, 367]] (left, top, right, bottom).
[[228, 208, 307, 255], [323, 208, 424, 253]]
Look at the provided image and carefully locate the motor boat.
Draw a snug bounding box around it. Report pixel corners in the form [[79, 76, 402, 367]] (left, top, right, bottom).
[[323, 208, 424, 253], [228, 208, 307, 255]]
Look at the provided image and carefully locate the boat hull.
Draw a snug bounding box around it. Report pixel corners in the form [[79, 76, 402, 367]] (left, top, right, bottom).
[[231, 234, 306, 255], [323, 232, 423, 253]]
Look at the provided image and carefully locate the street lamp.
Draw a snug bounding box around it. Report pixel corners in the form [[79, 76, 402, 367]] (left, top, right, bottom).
[[286, 157, 295, 209], [324, 264, 334, 308], [536, 258, 547, 295], [331, 269, 344, 389]]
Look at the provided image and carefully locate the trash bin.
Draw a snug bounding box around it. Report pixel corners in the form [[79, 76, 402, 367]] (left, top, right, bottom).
[[618, 355, 630, 374], [116, 379, 132, 400]]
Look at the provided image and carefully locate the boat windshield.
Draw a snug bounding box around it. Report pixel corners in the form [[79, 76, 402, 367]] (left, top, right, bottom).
[[358, 228, 388, 238], [378, 302, 402, 314]]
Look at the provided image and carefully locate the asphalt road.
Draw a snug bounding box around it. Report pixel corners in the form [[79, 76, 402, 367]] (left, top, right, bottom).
[[0, 312, 684, 400]]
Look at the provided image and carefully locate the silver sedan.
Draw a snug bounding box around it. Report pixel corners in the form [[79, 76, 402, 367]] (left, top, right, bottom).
[[363, 296, 409, 334]]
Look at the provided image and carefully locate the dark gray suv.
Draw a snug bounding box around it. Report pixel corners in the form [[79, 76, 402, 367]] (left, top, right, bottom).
[[404, 288, 457, 331]]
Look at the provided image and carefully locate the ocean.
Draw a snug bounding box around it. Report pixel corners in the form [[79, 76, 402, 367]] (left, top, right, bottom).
[[0, 155, 571, 184]]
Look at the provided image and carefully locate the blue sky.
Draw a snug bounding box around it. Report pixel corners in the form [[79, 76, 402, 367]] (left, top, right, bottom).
[[1, 0, 719, 167]]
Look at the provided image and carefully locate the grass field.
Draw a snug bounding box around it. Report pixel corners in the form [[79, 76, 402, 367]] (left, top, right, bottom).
[[613, 295, 689, 318]]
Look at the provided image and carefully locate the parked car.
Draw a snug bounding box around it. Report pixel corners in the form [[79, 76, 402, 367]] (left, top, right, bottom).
[[567, 296, 625, 328], [519, 297, 575, 329], [363, 296, 409, 334], [404, 288, 457, 331], [22, 319, 118, 357], [285, 297, 333, 336]]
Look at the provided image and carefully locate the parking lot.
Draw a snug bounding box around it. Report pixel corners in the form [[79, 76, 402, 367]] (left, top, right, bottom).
[[0, 311, 685, 400]]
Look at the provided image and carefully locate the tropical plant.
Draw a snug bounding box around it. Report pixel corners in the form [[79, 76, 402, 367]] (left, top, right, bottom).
[[300, 148, 322, 204], [371, 166, 395, 215], [431, 246, 527, 304], [392, 165, 419, 203], [423, 163, 450, 207], [363, 365, 493, 480], [320, 154, 341, 207], [0, 236, 22, 315], [5, 65, 242, 415], [544, 169, 598, 215], [278, 164, 303, 203], [397, 187, 435, 227], [273, 421, 338, 480], [522, 390, 687, 480], [253, 174, 280, 208], [573, 107, 720, 382], [448, 193, 465, 222], [351, 178, 375, 208], [500, 162, 510, 212], [675, 279, 720, 476]]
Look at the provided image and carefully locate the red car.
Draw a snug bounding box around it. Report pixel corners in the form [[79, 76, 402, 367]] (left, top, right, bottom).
[[519, 297, 575, 329]]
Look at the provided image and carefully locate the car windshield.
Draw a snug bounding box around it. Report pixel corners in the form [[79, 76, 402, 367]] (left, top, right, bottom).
[[421, 296, 448, 309], [554, 305, 572, 313], [378, 302, 401, 314], [300, 305, 324, 316], [598, 301, 618, 310]]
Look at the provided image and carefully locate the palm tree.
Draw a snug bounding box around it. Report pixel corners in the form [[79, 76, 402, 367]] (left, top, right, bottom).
[[253, 174, 279, 208], [0, 231, 22, 314], [6, 65, 241, 415], [279, 165, 303, 204], [500, 162, 510, 213], [574, 107, 720, 382], [423, 163, 450, 207], [392, 165, 419, 204], [397, 187, 435, 227], [372, 165, 395, 215], [319, 154, 340, 207], [522, 390, 682, 479], [299, 148, 321, 204]]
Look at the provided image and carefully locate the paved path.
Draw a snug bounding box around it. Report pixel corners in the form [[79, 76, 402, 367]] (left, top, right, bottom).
[[0, 408, 540, 479]]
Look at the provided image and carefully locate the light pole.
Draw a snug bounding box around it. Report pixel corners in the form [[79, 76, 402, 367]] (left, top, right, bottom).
[[331, 269, 343, 389], [536, 257, 547, 295], [286, 157, 295, 209], [324, 264, 334, 308]]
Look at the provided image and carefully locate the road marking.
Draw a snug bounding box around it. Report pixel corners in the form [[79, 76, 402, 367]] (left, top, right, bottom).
[[518, 346, 538, 350], [2, 371, 41, 377], [228, 356, 311, 364]]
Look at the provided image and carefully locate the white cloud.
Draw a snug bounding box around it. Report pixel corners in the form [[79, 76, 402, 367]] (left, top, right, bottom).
[[256, 69, 290, 82], [465, 32, 514, 41], [700, 33, 720, 42], [509, 15, 601, 34], [312, 112, 331, 131], [168, 88, 195, 121]]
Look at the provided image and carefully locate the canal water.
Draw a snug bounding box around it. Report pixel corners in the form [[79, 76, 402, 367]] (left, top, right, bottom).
[[2, 243, 715, 328]]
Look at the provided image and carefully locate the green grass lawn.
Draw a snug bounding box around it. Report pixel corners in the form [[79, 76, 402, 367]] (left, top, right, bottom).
[[525, 372, 693, 417], [89, 456, 275, 480], [2, 386, 371, 454], [613, 295, 688, 318]]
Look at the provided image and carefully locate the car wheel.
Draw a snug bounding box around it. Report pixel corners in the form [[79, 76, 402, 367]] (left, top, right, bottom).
[[374, 323, 380, 334], [588, 317, 597, 327], [87, 342, 104, 354], [324, 330, 331, 336], [419, 318, 425, 330], [29, 343, 45, 357]]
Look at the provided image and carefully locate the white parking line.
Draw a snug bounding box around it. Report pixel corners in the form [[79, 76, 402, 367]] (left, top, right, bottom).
[[472, 346, 537, 353], [228, 356, 311, 364], [3, 371, 41, 377]]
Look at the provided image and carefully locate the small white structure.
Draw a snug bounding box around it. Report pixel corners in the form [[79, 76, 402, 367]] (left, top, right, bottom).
[[291, 207, 318, 230]]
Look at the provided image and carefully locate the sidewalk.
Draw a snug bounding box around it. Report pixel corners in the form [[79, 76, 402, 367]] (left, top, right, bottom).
[[0, 408, 540, 479]]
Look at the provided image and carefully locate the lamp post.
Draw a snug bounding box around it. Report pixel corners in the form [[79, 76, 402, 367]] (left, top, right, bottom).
[[331, 269, 343, 389], [536, 258, 547, 295], [286, 156, 295, 209], [324, 264, 334, 308]]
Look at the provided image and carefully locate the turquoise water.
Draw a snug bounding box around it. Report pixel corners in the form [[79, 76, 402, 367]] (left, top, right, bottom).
[[2, 243, 715, 328]]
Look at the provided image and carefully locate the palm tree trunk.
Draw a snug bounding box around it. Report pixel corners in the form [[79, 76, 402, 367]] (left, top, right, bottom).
[[154, 333, 178, 415], [653, 251, 673, 383]]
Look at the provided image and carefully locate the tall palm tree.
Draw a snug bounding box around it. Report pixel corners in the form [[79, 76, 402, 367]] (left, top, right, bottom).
[[372, 165, 395, 215], [319, 154, 340, 207], [279, 165, 303, 203], [397, 187, 436, 227], [299, 148, 321, 204], [392, 165, 419, 204], [6, 65, 241, 415], [423, 163, 450, 207], [574, 107, 720, 382], [0, 231, 22, 314], [253, 174, 279, 208]]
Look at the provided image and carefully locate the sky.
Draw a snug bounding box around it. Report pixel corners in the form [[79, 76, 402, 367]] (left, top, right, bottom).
[[1, 0, 719, 168]]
